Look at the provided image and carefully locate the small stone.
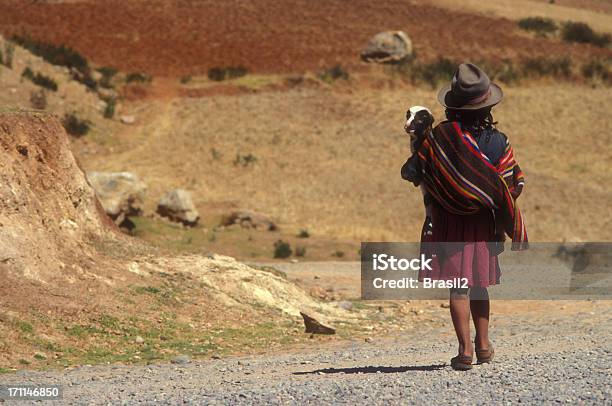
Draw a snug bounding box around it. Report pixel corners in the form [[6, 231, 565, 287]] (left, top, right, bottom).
[[33, 352, 47, 360], [135, 336, 144, 344], [120, 115, 136, 125], [171, 355, 191, 365], [157, 189, 199, 226]]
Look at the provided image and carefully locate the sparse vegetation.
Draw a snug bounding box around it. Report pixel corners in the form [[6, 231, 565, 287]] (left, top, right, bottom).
[[581, 59, 611, 84], [208, 66, 248, 81], [2, 41, 15, 68], [97, 66, 118, 88], [21, 67, 58, 91], [273, 240, 292, 258], [211, 147, 222, 161], [522, 56, 572, 78], [518, 17, 558, 36], [298, 229, 310, 238], [16, 320, 34, 334], [29, 89, 47, 110], [318, 65, 349, 83], [180, 75, 192, 84], [126, 72, 152, 83], [62, 112, 90, 137], [295, 246, 307, 257], [332, 250, 345, 258], [233, 153, 257, 167], [13, 35, 88, 71], [390, 57, 458, 88], [103, 97, 117, 119], [561, 21, 611, 48]]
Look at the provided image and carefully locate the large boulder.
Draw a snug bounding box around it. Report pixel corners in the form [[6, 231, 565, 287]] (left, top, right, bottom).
[[220, 210, 277, 231], [157, 189, 199, 226], [87, 171, 146, 230], [360, 31, 413, 63]]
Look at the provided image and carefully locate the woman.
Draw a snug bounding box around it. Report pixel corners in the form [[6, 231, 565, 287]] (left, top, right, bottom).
[[406, 63, 528, 370]]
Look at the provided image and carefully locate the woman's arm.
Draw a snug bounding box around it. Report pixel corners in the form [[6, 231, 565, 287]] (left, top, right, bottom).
[[496, 133, 524, 199]]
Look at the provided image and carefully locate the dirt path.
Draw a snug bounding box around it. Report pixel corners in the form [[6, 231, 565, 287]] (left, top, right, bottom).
[[1, 263, 610, 404], [1, 303, 609, 404]]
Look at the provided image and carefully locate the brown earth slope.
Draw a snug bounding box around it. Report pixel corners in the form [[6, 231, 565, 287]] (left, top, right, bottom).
[[0, 0, 610, 76], [0, 111, 354, 369]]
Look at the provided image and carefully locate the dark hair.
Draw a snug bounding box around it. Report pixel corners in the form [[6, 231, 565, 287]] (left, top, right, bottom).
[[445, 108, 497, 137]]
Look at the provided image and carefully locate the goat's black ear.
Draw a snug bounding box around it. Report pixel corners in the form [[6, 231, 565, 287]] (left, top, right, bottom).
[[426, 112, 435, 127]]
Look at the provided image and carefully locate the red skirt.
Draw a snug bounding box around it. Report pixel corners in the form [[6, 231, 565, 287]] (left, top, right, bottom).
[[419, 204, 501, 288]]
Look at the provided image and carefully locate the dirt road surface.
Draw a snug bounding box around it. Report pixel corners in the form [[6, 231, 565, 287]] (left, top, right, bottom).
[[1, 263, 610, 404]]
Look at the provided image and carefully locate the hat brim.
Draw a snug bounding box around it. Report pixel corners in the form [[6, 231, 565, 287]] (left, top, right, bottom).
[[437, 82, 503, 110]]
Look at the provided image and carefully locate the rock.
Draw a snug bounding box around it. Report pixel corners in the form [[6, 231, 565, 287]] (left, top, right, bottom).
[[120, 115, 136, 125], [336, 301, 353, 311], [87, 171, 146, 223], [171, 355, 191, 365], [135, 335, 145, 344], [156, 189, 199, 226], [33, 352, 47, 360], [309, 286, 329, 300], [220, 210, 277, 231], [300, 312, 335, 335], [97, 87, 118, 101], [360, 31, 413, 63]]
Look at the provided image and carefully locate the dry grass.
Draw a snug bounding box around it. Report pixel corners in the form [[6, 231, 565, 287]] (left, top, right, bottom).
[[75, 82, 612, 243], [430, 0, 612, 34]]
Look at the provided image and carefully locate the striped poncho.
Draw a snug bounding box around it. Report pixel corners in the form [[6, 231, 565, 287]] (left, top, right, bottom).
[[416, 121, 528, 250]]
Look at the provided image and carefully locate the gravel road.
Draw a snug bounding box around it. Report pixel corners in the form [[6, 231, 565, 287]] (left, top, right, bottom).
[[1, 302, 610, 405]]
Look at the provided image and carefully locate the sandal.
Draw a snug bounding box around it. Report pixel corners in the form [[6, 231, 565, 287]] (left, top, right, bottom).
[[450, 354, 473, 371], [476, 342, 495, 364]]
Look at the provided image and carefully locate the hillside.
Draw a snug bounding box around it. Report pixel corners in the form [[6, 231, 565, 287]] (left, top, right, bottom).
[[73, 83, 612, 246], [0, 0, 610, 76], [0, 111, 358, 369]]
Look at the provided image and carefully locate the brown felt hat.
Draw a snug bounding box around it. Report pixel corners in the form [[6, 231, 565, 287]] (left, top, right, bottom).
[[437, 63, 503, 110]]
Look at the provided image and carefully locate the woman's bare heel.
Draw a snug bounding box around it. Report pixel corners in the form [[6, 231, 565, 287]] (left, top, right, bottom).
[[476, 342, 494, 364]]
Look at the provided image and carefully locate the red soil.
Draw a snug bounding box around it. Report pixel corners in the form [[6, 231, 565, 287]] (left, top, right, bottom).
[[0, 0, 609, 76]]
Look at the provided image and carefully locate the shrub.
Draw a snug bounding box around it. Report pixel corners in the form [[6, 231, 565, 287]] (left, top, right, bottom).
[[62, 113, 90, 137], [298, 229, 310, 238], [29, 89, 47, 110], [332, 250, 345, 258], [521, 57, 572, 78], [180, 75, 192, 84], [482, 60, 521, 85], [233, 153, 257, 167], [97, 66, 118, 88], [12, 35, 88, 71], [2, 42, 15, 68], [103, 97, 116, 119], [518, 17, 558, 36], [126, 72, 152, 83], [295, 246, 307, 257], [581, 59, 611, 84], [273, 240, 292, 259], [561, 22, 611, 47], [208, 66, 248, 81], [21, 67, 58, 91], [210, 147, 222, 160], [318, 65, 349, 83], [395, 57, 457, 89]]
